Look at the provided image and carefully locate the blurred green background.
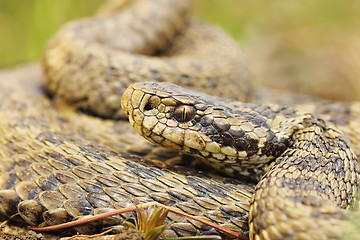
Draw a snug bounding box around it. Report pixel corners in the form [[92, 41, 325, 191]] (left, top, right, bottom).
[[1, 0, 360, 99], [0, 0, 358, 67]]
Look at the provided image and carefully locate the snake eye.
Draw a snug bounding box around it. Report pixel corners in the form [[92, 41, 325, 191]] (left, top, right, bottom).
[[173, 105, 196, 122]]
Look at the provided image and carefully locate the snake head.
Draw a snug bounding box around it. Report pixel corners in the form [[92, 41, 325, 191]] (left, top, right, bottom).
[[121, 82, 288, 177]]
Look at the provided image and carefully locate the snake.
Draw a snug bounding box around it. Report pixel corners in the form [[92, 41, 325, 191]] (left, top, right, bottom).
[[0, 0, 359, 239]]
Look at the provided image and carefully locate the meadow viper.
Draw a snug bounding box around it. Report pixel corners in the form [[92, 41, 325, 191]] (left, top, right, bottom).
[[0, 0, 359, 239]]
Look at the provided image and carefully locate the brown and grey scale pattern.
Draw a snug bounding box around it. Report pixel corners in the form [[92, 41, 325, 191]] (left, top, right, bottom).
[[121, 83, 309, 179]]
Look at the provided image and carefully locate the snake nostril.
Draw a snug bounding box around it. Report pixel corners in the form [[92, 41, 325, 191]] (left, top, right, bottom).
[[144, 102, 154, 111], [143, 96, 161, 111]]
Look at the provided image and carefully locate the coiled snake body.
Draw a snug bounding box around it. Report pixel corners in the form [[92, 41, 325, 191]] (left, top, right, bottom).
[[0, 0, 359, 239]]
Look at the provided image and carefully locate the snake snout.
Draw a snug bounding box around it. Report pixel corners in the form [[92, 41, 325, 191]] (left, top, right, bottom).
[[120, 84, 134, 118]]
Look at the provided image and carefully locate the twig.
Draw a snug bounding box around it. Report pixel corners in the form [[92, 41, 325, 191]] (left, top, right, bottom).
[[28, 201, 248, 240]]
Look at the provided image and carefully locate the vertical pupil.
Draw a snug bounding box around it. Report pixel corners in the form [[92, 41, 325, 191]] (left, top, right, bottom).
[[174, 105, 195, 122], [182, 108, 187, 122]]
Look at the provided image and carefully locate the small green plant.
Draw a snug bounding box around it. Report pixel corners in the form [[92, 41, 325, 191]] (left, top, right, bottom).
[[124, 204, 169, 240], [124, 203, 223, 240]]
